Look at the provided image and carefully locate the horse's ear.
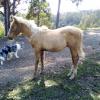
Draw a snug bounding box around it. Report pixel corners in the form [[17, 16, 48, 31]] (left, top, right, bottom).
[[10, 15, 17, 22]]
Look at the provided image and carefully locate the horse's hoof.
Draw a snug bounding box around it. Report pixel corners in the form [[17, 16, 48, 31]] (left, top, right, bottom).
[[69, 74, 75, 80], [67, 72, 72, 77]]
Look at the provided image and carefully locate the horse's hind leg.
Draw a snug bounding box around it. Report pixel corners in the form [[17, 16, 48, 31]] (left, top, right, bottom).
[[69, 47, 79, 79], [67, 64, 74, 77]]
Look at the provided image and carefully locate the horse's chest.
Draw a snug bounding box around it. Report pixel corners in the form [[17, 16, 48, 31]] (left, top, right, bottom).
[[28, 36, 39, 47]]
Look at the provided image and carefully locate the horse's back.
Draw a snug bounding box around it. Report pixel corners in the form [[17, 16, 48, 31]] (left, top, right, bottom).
[[58, 26, 83, 35], [46, 26, 83, 37]]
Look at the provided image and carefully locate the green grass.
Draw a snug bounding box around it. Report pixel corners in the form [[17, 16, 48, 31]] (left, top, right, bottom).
[[0, 54, 100, 100]]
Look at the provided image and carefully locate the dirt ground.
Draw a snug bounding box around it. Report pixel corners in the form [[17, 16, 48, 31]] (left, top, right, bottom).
[[0, 31, 100, 88]]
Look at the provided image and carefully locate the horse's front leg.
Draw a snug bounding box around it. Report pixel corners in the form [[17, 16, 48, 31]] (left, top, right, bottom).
[[40, 50, 44, 75], [34, 49, 41, 79]]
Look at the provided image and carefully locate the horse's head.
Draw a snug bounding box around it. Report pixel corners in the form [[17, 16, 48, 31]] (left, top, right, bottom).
[[8, 16, 21, 40]]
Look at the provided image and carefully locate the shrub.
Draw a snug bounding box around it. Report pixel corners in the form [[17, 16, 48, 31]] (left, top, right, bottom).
[[0, 21, 4, 38]]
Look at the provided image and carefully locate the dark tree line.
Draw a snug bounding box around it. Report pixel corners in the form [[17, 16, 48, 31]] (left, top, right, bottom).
[[0, 0, 83, 36], [0, 0, 51, 35], [52, 10, 100, 29]]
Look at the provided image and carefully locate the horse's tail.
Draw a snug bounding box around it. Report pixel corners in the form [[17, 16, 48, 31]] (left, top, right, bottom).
[[77, 30, 85, 61]]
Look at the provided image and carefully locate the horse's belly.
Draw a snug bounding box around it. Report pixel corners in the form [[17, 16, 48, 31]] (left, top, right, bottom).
[[43, 39, 66, 52], [47, 46, 66, 52]]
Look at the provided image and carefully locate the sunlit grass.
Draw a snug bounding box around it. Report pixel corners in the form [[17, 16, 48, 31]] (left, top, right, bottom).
[[8, 87, 22, 100], [45, 80, 58, 87], [90, 92, 100, 100], [6, 80, 34, 100]]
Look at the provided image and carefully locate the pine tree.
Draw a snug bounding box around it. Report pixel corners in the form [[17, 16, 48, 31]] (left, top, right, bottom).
[[26, 0, 52, 27]]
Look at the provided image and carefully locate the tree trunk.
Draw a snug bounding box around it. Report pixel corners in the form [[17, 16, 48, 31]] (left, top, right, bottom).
[[56, 0, 61, 28], [12, 0, 16, 15], [37, 13, 40, 26], [3, 0, 10, 36], [4, 0, 7, 36], [37, 0, 40, 26], [6, 0, 10, 32]]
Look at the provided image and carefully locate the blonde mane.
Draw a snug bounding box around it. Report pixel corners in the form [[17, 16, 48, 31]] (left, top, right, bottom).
[[13, 16, 49, 34], [14, 16, 41, 34]]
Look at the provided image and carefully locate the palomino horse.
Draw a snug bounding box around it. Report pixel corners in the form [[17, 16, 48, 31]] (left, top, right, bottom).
[[8, 16, 85, 79]]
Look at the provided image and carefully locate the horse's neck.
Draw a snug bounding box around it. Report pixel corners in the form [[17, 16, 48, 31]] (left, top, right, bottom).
[[21, 19, 51, 39], [20, 23, 34, 38]]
